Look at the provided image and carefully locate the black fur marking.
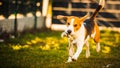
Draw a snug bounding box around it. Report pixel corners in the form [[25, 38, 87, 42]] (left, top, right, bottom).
[[84, 19, 94, 36]]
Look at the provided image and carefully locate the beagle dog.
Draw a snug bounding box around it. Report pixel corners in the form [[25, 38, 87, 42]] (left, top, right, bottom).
[[57, 0, 104, 63]]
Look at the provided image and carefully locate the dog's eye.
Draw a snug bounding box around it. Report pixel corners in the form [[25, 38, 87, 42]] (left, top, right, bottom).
[[67, 23, 70, 25], [74, 24, 77, 27]]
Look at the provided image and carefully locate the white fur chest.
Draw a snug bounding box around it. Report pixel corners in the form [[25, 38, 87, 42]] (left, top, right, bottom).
[[69, 24, 86, 44]]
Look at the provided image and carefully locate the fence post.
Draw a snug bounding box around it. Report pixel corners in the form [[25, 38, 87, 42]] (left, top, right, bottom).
[[14, 0, 18, 37], [42, 0, 49, 29], [67, 1, 72, 15], [45, 0, 52, 29], [33, 12, 37, 30]]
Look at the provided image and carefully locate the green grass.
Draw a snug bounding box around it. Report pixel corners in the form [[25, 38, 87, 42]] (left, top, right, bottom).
[[0, 30, 120, 68]]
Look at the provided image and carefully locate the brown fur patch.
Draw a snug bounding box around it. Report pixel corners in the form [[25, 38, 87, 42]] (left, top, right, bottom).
[[66, 16, 82, 32]]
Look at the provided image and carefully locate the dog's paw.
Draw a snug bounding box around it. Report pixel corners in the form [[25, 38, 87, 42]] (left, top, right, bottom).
[[72, 58, 77, 61], [72, 55, 77, 61], [61, 32, 67, 38], [65, 61, 72, 63], [66, 58, 76, 63], [65, 57, 73, 63]]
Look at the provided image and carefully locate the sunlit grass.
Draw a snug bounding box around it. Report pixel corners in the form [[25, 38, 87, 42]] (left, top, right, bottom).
[[102, 46, 110, 53], [0, 30, 120, 68], [10, 35, 67, 51], [11, 44, 30, 50]]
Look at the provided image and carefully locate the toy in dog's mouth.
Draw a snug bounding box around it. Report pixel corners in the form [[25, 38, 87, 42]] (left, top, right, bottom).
[[61, 32, 74, 41], [61, 31, 72, 37]]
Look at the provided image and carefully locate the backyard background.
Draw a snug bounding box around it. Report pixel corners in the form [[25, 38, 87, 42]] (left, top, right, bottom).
[[0, 0, 120, 68]]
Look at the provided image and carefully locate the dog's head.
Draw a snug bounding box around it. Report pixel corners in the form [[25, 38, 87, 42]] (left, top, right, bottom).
[[57, 14, 89, 35]]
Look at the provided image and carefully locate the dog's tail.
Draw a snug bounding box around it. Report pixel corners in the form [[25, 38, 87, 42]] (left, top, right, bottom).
[[90, 0, 105, 20]]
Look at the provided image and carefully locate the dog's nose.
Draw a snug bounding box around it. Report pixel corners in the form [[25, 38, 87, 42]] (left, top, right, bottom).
[[67, 30, 72, 34]]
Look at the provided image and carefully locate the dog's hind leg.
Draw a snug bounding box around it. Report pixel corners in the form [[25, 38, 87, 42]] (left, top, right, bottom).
[[85, 41, 90, 58], [93, 25, 100, 52], [94, 36, 100, 52], [94, 34, 100, 52]]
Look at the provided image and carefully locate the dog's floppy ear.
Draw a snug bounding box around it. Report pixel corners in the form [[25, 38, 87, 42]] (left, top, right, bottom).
[[79, 13, 89, 22], [56, 15, 68, 20]]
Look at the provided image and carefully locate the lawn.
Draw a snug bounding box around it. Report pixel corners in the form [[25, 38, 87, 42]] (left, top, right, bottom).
[[0, 30, 120, 68]]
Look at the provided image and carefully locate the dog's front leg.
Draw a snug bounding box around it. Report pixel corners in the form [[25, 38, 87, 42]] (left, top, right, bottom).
[[72, 41, 84, 61], [67, 40, 74, 63]]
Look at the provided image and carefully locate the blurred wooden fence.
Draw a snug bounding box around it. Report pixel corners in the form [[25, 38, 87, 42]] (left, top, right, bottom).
[[0, 0, 44, 36], [0, 0, 120, 34], [51, 0, 120, 30]]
